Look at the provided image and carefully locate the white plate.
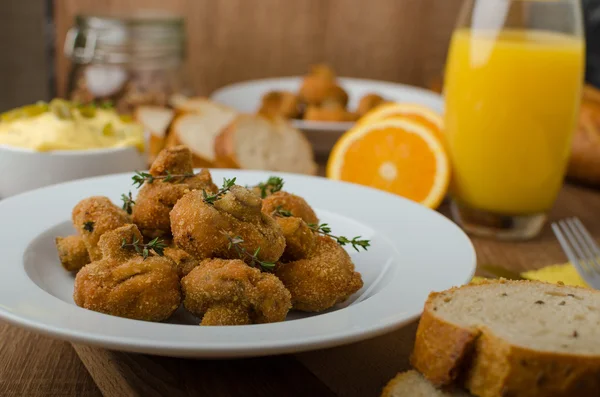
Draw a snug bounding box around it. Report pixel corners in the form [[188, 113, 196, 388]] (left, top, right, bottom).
[[0, 170, 475, 358], [211, 77, 444, 155]]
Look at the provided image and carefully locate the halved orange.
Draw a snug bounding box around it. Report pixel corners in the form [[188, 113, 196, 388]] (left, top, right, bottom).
[[357, 102, 444, 141], [327, 118, 449, 209]]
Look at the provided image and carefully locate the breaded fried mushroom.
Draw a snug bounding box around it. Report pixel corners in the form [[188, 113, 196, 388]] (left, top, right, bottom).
[[259, 91, 300, 119], [299, 75, 337, 106], [276, 235, 363, 312], [170, 185, 285, 263], [55, 235, 90, 272], [262, 191, 319, 224], [164, 247, 200, 278], [181, 258, 291, 325], [310, 64, 336, 80], [132, 146, 218, 239], [275, 216, 316, 262], [72, 196, 131, 261], [356, 93, 385, 116], [73, 224, 181, 322], [304, 105, 357, 122]]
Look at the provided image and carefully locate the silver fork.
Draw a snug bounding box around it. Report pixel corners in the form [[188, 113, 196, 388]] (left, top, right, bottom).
[[551, 217, 600, 289]]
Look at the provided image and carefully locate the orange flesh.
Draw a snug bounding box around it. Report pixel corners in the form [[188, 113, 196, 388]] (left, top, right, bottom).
[[338, 126, 438, 202]]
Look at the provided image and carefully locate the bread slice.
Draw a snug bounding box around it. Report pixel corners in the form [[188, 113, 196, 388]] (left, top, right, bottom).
[[411, 280, 600, 397], [381, 370, 471, 397], [168, 99, 237, 167], [214, 114, 317, 175], [134, 106, 175, 163]]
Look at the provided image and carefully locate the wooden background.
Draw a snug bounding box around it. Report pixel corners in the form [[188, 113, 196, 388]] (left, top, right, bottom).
[[54, 0, 463, 97], [0, 0, 50, 110]]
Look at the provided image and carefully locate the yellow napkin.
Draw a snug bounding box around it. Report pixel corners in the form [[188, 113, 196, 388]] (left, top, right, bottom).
[[472, 263, 588, 287]]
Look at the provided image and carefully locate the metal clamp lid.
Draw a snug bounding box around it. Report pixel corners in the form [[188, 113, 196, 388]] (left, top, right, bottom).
[[64, 27, 97, 64]]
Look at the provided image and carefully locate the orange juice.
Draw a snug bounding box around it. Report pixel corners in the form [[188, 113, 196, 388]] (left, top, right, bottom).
[[445, 28, 584, 215]]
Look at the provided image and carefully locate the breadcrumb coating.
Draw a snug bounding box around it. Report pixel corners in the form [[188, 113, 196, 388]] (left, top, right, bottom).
[[170, 186, 285, 264], [276, 235, 363, 312], [164, 247, 200, 278], [73, 224, 181, 322], [132, 146, 217, 238], [55, 235, 90, 272], [275, 217, 316, 262], [72, 196, 131, 261], [262, 191, 319, 224]]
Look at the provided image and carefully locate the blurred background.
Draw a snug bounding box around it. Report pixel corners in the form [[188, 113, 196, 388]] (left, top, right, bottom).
[[1, 0, 468, 111], [3, 0, 600, 112]]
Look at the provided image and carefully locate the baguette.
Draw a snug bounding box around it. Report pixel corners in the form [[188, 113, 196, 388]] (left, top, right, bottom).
[[381, 370, 471, 397], [214, 114, 317, 175], [167, 98, 237, 167], [411, 280, 600, 397], [134, 106, 175, 164]]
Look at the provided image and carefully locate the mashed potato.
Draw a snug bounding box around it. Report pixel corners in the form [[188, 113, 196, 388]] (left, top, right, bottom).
[[0, 100, 144, 152]]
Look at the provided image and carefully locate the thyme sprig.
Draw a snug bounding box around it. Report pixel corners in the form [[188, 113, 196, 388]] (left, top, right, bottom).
[[120, 236, 167, 259], [271, 206, 371, 252], [203, 177, 236, 205], [121, 191, 135, 215], [307, 223, 370, 252], [131, 171, 195, 188], [257, 176, 284, 198], [222, 231, 275, 271], [272, 206, 292, 218]]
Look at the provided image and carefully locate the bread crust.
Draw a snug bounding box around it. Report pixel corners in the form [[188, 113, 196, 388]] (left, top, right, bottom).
[[467, 327, 600, 397], [166, 118, 215, 168], [411, 290, 480, 386], [381, 370, 471, 397], [411, 280, 600, 397], [213, 121, 240, 169], [567, 85, 600, 187], [567, 103, 600, 186], [213, 115, 317, 175]]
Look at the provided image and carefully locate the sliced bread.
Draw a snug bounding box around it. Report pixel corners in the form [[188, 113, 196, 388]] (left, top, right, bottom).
[[411, 280, 600, 397], [214, 114, 317, 175], [381, 370, 471, 397], [168, 98, 237, 167], [134, 106, 175, 163]]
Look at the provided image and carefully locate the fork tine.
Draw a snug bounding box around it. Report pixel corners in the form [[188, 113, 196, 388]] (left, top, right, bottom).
[[551, 222, 584, 273], [559, 219, 594, 274], [563, 219, 595, 274], [570, 218, 600, 273]]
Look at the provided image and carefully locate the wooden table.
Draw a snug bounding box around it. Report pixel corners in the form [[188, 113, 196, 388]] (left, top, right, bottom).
[[1, 183, 599, 397]]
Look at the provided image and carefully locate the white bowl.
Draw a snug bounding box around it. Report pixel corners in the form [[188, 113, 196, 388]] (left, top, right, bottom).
[[0, 145, 146, 198]]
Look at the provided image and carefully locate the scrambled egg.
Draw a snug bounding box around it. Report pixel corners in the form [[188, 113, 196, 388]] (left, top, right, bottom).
[[471, 263, 588, 287], [521, 263, 587, 287], [0, 100, 144, 152]]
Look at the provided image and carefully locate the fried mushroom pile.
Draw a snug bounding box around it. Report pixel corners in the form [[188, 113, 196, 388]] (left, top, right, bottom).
[[57, 145, 367, 326]]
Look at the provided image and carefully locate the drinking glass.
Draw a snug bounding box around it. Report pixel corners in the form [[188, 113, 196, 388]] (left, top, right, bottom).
[[444, 0, 585, 239]]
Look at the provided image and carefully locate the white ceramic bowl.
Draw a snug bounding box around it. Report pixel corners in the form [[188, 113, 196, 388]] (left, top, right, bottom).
[[0, 145, 146, 198]]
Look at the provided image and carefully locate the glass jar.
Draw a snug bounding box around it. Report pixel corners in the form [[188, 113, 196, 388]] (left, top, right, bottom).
[[64, 13, 190, 114]]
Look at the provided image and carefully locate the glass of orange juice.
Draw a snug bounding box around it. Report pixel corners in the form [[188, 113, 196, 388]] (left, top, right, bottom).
[[445, 0, 585, 239]]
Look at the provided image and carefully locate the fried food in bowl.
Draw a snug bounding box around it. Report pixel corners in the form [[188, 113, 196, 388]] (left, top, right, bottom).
[[181, 258, 291, 325], [73, 224, 181, 322], [276, 235, 363, 312], [170, 185, 285, 263], [72, 196, 131, 261], [132, 145, 217, 238], [262, 191, 319, 224]]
